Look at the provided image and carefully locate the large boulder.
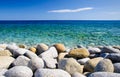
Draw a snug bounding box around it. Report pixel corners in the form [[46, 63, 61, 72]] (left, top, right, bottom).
[[58, 58, 83, 74], [34, 69, 71, 77], [40, 47, 58, 68], [36, 43, 48, 55], [88, 72, 120, 77], [28, 57, 44, 71], [69, 48, 90, 58], [5, 66, 33, 77], [102, 46, 120, 53], [54, 43, 66, 53], [114, 63, 120, 73], [0, 50, 12, 56], [12, 56, 30, 66], [0, 56, 15, 69], [94, 59, 114, 72], [84, 57, 103, 72]]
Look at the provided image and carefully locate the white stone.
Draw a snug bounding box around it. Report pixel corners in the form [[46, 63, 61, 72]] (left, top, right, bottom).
[[35, 69, 71, 77], [5, 66, 33, 77]]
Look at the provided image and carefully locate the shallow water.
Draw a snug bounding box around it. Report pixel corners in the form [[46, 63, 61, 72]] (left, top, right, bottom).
[[0, 20, 120, 47]]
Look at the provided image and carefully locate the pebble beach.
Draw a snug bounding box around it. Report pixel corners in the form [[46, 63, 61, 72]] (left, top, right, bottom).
[[0, 43, 120, 77]]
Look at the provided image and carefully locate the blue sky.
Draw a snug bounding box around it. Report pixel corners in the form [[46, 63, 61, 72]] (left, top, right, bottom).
[[0, 0, 120, 20]]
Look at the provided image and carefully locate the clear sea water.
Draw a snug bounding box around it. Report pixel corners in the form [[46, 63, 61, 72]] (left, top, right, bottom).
[[0, 20, 120, 47]]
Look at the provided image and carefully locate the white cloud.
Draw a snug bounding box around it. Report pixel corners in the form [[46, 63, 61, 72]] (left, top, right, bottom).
[[48, 7, 93, 13]]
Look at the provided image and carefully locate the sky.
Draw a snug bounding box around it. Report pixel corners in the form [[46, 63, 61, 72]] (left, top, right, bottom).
[[0, 0, 120, 20]]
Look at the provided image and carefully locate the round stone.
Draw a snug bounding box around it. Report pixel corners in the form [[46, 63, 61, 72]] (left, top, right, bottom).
[[5, 66, 33, 77]]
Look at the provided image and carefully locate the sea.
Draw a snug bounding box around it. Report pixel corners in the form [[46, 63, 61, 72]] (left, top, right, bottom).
[[0, 20, 120, 47]]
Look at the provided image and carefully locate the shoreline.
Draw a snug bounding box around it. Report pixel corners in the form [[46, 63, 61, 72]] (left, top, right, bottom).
[[0, 43, 120, 77]]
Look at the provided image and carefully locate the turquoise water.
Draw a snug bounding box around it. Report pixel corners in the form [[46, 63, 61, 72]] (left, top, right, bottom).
[[0, 20, 120, 47]]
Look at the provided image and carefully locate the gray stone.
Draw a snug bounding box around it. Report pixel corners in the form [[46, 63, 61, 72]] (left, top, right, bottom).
[[24, 50, 38, 59], [114, 63, 120, 73], [84, 57, 103, 72], [7, 44, 28, 58], [12, 48, 29, 58], [36, 43, 48, 55], [78, 58, 90, 65], [34, 69, 71, 77], [0, 69, 8, 76], [102, 46, 120, 53], [5, 66, 33, 77], [88, 47, 101, 54], [12, 56, 30, 66], [88, 72, 120, 77], [94, 59, 114, 72], [40, 47, 58, 68], [72, 72, 86, 77], [105, 53, 120, 62], [6, 44, 19, 53], [28, 57, 44, 71], [58, 58, 83, 74], [0, 56, 15, 69]]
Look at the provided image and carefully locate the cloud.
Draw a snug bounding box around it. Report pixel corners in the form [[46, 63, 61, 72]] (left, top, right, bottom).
[[48, 7, 93, 13]]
